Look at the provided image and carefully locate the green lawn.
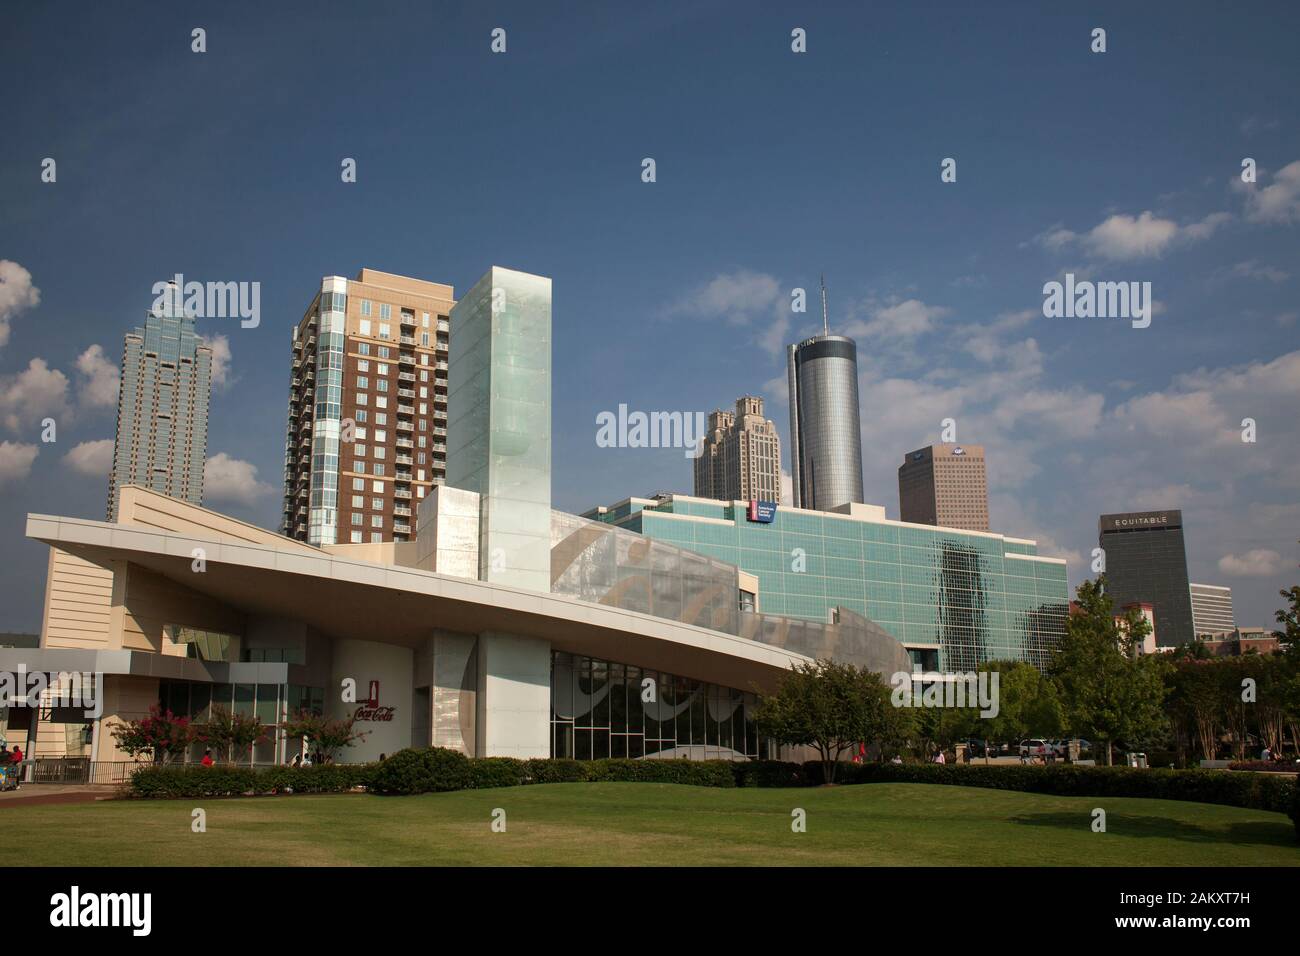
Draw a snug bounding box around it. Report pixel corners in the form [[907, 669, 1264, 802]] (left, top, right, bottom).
[[8, 782, 1297, 866]]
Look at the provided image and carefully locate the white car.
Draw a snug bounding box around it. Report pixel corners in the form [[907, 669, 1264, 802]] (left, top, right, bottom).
[[1019, 738, 1052, 758]]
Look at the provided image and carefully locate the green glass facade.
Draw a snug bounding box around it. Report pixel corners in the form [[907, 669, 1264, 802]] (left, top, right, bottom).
[[592, 497, 1068, 672], [447, 267, 552, 592]]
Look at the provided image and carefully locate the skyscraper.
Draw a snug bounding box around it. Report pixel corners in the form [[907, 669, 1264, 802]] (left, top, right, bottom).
[[107, 283, 212, 520], [786, 279, 864, 512], [693, 396, 782, 503], [446, 266, 552, 592], [1190, 583, 1236, 636], [282, 269, 454, 546], [1098, 510, 1194, 647], [898, 443, 989, 531]]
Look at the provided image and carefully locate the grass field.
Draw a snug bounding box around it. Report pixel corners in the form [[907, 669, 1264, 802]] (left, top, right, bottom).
[[7, 782, 1297, 866]]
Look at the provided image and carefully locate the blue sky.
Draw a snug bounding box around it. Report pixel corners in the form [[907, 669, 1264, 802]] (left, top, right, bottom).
[[1, 0, 1297, 633]]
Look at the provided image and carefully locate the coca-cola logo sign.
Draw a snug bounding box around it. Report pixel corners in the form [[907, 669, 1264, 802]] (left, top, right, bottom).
[[354, 680, 396, 722]]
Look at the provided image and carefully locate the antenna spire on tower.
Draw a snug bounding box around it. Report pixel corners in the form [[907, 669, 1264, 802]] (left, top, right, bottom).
[[820, 274, 829, 336]]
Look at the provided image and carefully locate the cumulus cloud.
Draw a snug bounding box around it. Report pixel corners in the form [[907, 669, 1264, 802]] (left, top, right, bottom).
[[0, 260, 41, 351], [0, 358, 69, 432], [201, 333, 232, 388], [64, 438, 115, 476], [75, 344, 120, 408], [1031, 210, 1230, 260], [1241, 159, 1300, 224], [1218, 549, 1284, 577], [665, 269, 793, 356], [204, 452, 273, 504], [0, 440, 38, 486], [844, 299, 952, 340]]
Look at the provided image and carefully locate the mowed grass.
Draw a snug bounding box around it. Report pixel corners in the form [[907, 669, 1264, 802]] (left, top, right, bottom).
[[6, 783, 1297, 866]]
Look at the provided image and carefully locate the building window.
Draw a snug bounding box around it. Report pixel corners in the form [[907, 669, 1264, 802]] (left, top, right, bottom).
[[359, 319, 371, 337], [361, 300, 372, 316]]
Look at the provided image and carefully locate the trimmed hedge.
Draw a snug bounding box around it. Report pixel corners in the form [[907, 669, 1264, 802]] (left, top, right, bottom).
[[820, 761, 1296, 816], [128, 749, 1300, 838], [1293, 784, 1300, 840], [129, 762, 376, 799]]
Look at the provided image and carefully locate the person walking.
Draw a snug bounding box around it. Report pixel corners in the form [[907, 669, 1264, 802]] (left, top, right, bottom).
[[200, 749, 214, 767], [10, 744, 24, 789]]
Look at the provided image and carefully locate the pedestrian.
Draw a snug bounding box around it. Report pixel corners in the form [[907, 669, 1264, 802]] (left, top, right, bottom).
[[289, 752, 301, 767], [11, 744, 24, 789], [300, 751, 312, 767], [1260, 745, 1271, 761], [200, 748, 214, 767], [934, 750, 946, 765]]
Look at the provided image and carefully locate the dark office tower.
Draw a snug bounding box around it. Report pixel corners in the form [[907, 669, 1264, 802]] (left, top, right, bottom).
[[1098, 510, 1194, 647]]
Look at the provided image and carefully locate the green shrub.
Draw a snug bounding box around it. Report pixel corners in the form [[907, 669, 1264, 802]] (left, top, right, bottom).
[[1291, 783, 1299, 841], [837, 762, 1296, 814], [584, 758, 736, 788], [469, 757, 529, 789], [128, 763, 374, 799], [524, 758, 588, 783], [733, 760, 808, 788], [370, 747, 472, 795]]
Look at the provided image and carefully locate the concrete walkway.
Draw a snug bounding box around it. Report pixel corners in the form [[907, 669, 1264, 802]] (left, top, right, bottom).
[[0, 784, 119, 807]]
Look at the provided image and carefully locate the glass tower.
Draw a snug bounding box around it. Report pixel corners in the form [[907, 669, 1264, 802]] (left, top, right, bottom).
[[787, 334, 865, 512], [107, 284, 212, 520], [446, 267, 552, 592]]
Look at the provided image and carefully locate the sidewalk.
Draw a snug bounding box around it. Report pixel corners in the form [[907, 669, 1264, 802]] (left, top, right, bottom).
[[0, 784, 120, 807]]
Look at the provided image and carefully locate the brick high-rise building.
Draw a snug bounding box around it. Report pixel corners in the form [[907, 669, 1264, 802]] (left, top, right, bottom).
[[107, 283, 212, 520], [897, 443, 989, 531], [282, 269, 453, 546], [693, 396, 781, 503]]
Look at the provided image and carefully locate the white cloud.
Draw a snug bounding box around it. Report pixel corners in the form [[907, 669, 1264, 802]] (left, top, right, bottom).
[[0, 440, 38, 485], [1218, 549, 1284, 578], [0, 358, 69, 432], [1032, 210, 1229, 260], [1242, 159, 1300, 224], [64, 438, 114, 476], [0, 260, 41, 351], [201, 334, 231, 388], [75, 344, 120, 408], [1240, 115, 1280, 136], [204, 452, 273, 504], [667, 269, 783, 326], [844, 299, 952, 341], [1227, 260, 1289, 283]]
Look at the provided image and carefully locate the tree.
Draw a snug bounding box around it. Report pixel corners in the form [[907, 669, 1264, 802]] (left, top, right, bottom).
[[109, 704, 192, 764], [754, 659, 897, 783], [1049, 577, 1169, 765], [280, 710, 368, 763], [194, 707, 271, 764], [978, 660, 1063, 750], [1273, 583, 1300, 661]]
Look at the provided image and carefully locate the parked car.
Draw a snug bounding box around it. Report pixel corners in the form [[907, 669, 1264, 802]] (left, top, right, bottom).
[[1019, 738, 1052, 758]]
